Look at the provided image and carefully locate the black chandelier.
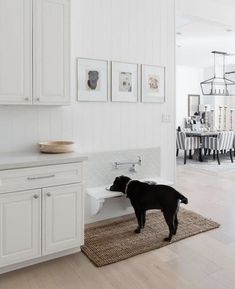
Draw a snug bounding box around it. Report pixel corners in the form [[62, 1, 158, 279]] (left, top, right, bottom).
[[200, 51, 235, 96]]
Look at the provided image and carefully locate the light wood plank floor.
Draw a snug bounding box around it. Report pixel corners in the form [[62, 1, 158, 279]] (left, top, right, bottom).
[[1, 165, 235, 289]]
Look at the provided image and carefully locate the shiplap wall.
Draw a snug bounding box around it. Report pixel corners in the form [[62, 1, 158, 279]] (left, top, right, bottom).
[[0, 0, 175, 181]]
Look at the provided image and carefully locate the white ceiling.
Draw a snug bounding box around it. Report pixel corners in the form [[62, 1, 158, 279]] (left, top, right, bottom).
[[210, 0, 235, 5], [176, 0, 235, 68]]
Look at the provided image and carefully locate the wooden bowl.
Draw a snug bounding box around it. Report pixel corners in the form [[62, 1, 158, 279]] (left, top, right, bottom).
[[39, 141, 75, 154]]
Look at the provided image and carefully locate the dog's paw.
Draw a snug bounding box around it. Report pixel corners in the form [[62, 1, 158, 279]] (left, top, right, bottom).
[[134, 228, 141, 234], [164, 237, 172, 242]]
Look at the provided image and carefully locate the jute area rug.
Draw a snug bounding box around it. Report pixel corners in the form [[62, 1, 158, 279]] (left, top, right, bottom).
[[81, 209, 220, 267], [177, 153, 235, 174]]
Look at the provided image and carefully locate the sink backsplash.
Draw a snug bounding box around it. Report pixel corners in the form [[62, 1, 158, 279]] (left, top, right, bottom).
[[84, 147, 160, 188]]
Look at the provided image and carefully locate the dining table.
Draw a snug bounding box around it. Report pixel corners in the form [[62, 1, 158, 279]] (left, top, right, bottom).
[[185, 131, 219, 137], [185, 130, 220, 162]]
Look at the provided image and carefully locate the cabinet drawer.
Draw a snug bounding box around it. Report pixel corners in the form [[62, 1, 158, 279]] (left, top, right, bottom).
[[0, 163, 82, 193]]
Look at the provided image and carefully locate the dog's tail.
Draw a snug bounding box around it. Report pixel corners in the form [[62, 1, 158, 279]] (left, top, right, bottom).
[[176, 191, 188, 204]]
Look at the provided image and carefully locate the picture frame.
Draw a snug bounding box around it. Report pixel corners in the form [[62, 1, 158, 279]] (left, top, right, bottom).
[[111, 61, 138, 102], [77, 58, 108, 102], [141, 64, 165, 103], [188, 94, 200, 116]]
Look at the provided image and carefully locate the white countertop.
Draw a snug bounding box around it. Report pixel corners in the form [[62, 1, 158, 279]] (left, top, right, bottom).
[[0, 151, 88, 170]]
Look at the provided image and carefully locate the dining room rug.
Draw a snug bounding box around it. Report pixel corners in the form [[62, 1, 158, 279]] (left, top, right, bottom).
[[81, 208, 220, 267], [177, 153, 235, 174]]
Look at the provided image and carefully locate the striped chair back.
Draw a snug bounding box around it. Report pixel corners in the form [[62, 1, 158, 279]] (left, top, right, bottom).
[[176, 132, 186, 150], [204, 131, 234, 151], [218, 131, 234, 150], [176, 131, 201, 151]]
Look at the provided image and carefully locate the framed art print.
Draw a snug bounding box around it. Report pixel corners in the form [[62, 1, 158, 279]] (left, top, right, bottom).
[[141, 64, 165, 103], [111, 61, 138, 102], [77, 58, 108, 102]]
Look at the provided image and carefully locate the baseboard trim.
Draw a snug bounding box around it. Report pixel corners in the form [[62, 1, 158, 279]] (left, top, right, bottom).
[[0, 247, 81, 275]]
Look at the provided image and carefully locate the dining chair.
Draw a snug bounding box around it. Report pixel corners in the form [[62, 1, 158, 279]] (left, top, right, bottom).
[[183, 128, 192, 132], [176, 132, 201, 164], [233, 135, 235, 157], [203, 131, 234, 165]]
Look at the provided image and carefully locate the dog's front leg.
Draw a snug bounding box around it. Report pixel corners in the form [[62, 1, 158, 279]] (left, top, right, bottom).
[[141, 210, 146, 229], [134, 208, 142, 233]]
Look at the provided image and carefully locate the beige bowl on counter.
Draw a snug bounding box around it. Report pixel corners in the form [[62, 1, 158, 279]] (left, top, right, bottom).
[[39, 141, 75, 154]]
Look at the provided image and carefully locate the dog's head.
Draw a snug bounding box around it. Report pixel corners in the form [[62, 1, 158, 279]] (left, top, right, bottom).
[[109, 175, 131, 193]]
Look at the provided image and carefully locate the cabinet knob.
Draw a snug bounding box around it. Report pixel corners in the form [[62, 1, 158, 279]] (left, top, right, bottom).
[[33, 194, 39, 199], [36, 97, 40, 102], [47, 193, 51, 197], [24, 97, 29, 102]]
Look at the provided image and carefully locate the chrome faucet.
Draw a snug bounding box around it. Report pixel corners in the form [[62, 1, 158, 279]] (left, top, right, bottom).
[[113, 156, 142, 172]]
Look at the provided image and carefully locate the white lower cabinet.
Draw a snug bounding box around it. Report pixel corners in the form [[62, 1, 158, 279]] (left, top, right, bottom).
[[0, 190, 41, 267], [0, 162, 84, 272], [43, 184, 83, 255]]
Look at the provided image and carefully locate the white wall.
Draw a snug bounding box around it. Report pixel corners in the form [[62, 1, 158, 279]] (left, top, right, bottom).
[[0, 0, 175, 181], [176, 65, 204, 128]]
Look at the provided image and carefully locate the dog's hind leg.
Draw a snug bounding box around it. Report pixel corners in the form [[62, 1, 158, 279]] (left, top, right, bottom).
[[173, 205, 179, 235], [173, 215, 178, 235], [163, 212, 175, 242]]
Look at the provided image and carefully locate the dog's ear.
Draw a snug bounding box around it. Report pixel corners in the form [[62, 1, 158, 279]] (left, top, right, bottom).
[[120, 175, 131, 182], [110, 175, 131, 193], [118, 176, 131, 193]]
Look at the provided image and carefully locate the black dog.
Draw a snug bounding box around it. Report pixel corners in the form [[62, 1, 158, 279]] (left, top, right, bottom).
[[110, 176, 188, 241]]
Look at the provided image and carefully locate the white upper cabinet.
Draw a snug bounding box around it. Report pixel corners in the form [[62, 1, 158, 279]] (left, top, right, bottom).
[[0, 0, 32, 105], [33, 0, 70, 105], [0, 0, 70, 105]]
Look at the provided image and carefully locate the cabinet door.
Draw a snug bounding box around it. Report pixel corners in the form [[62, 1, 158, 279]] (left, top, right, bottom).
[[42, 183, 83, 255], [0, 190, 41, 267], [33, 0, 70, 105], [0, 0, 32, 105]]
